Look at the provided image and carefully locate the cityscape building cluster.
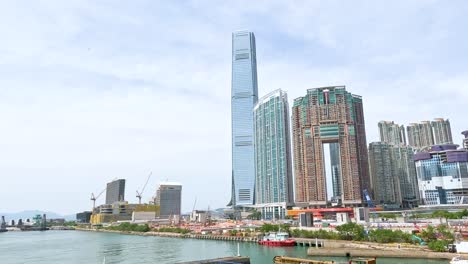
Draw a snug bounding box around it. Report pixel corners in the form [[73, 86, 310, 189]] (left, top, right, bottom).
[[230, 30, 467, 219]]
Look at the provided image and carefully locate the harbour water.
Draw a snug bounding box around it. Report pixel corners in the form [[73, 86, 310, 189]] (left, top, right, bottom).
[[0, 231, 449, 264]]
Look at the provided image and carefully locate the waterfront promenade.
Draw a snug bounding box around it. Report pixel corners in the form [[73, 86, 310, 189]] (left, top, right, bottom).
[[75, 227, 463, 260]]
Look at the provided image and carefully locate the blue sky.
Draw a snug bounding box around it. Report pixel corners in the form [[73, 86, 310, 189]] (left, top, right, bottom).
[[1, 1, 467, 215]]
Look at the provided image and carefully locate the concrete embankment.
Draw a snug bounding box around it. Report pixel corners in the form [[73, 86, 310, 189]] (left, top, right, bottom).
[[75, 227, 259, 242], [306, 239, 467, 260], [308, 247, 461, 260]]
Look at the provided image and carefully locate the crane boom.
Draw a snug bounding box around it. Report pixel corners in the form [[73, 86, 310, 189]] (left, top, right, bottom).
[[91, 177, 117, 209], [136, 172, 152, 204]]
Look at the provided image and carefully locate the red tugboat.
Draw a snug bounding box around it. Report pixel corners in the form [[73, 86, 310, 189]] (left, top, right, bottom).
[[258, 232, 296, 246]]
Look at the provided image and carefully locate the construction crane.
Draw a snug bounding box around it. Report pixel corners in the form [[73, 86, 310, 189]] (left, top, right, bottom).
[[91, 187, 106, 209], [136, 172, 152, 204], [91, 178, 117, 209]]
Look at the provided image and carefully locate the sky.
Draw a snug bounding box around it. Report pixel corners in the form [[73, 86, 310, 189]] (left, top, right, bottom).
[[1, 0, 467, 215]]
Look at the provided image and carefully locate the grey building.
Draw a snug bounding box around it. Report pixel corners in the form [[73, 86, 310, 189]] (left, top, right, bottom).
[[105, 179, 125, 204], [431, 118, 453, 145], [368, 142, 419, 208], [156, 182, 182, 217], [253, 89, 293, 219], [230, 30, 258, 207], [76, 211, 92, 223], [369, 142, 401, 206], [378, 121, 406, 146], [407, 121, 434, 149], [407, 118, 453, 150]]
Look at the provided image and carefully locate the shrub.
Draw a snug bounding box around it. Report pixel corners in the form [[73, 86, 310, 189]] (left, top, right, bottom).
[[428, 240, 449, 252]]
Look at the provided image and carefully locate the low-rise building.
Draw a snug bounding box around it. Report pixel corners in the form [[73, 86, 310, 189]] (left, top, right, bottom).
[[76, 211, 92, 224], [90, 201, 136, 225], [414, 144, 468, 205], [462, 131, 468, 150], [190, 210, 208, 223]]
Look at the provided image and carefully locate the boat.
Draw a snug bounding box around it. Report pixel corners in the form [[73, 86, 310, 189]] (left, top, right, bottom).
[[258, 232, 296, 246]]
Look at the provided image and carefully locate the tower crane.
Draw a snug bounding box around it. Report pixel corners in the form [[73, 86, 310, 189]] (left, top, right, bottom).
[[91, 177, 117, 209], [91, 187, 106, 209], [136, 172, 152, 204]]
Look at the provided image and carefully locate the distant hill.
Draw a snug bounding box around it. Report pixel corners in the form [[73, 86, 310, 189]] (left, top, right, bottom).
[[0, 210, 76, 221]]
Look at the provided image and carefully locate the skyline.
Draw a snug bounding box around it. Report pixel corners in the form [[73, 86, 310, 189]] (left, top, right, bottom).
[[1, 1, 468, 215]]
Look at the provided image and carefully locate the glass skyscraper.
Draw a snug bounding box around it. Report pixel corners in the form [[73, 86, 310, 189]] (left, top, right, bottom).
[[230, 31, 258, 206], [254, 89, 293, 219]]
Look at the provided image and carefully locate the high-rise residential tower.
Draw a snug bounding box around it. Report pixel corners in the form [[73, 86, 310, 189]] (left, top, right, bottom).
[[368, 142, 419, 208], [254, 89, 293, 219], [432, 118, 453, 145], [407, 119, 453, 150], [378, 121, 406, 146], [368, 142, 401, 205], [292, 86, 370, 207], [105, 179, 125, 204], [407, 121, 434, 149], [230, 30, 258, 207]]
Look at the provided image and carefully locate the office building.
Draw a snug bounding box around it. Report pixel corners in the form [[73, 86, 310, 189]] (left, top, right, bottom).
[[156, 182, 182, 217], [292, 86, 370, 207], [414, 145, 468, 205], [463, 131, 468, 150], [407, 118, 453, 149], [432, 118, 453, 145], [253, 89, 293, 219], [368, 142, 419, 208], [230, 30, 258, 206], [378, 121, 406, 146], [105, 179, 125, 204]]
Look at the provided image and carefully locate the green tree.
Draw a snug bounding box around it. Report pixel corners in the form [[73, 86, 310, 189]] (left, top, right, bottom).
[[247, 210, 261, 220], [336, 223, 365, 241]]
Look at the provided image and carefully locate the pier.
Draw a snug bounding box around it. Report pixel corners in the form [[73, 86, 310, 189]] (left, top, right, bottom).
[[177, 256, 250, 264]]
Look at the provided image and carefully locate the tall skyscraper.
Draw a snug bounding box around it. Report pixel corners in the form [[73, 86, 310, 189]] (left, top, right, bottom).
[[292, 86, 370, 207], [378, 121, 406, 146], [253, 89, 293, 219], [230, 30, 258, 207], [432, 118, 453, 145], [368, 142, 401, 205], [407, 118, 453, 149], [368, 142, 419, 208], [156, 182, 182, 217], [414, 145, 468, 205], [105, 179, 125, 204], [463, 131, 468, 150]]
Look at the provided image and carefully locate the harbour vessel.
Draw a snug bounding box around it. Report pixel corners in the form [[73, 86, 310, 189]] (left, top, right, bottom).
[[258, 232, 296, 246]]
